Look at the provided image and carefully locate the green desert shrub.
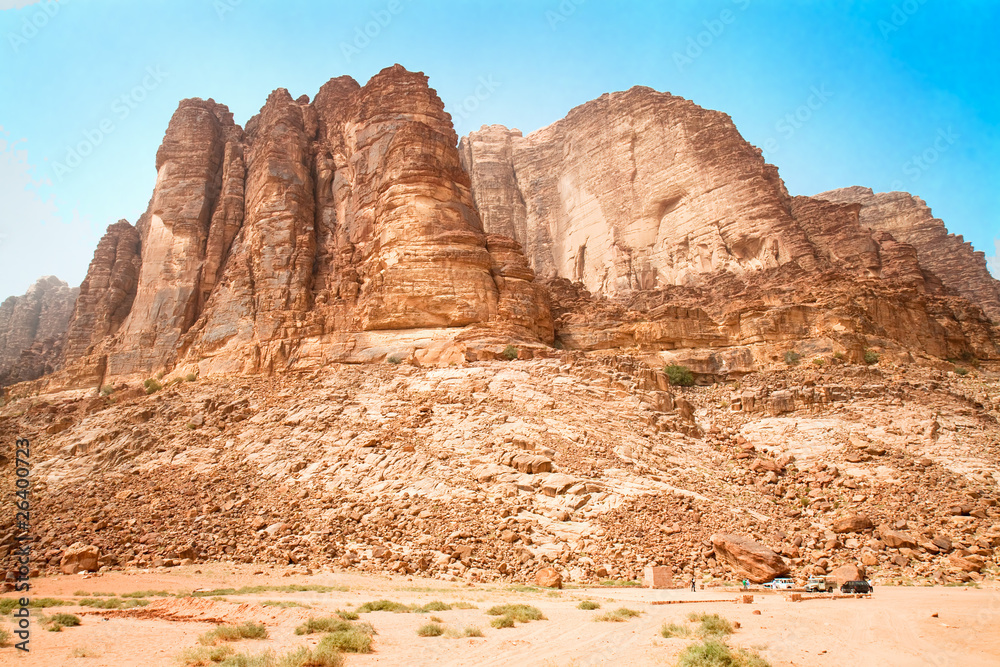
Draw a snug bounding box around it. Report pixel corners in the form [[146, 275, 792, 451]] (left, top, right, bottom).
[[664, 364, 695, 387], [688, 612, 733, 637], [356, 599, 412, 614], [1, 597, 68, 614], [594, 607, 642, 622], [676, 639, 771, 667], [78, 597, 148, 610], [783, 350, 801, 366], [598, 579, 641, 587], [276, 646, 343, 667], [317, 625, 374, 653], [416, 622, 444, 637], [486, 604, 544, 623], [863, 349, 879, 365], [178, 645, 236, 666], [295, 617, 351, 635], [490, 615, 514, 629], [577, 600, 601, 610], [121, 590, 171, 598], [502, 345, 519, 361], [199, 622, 268, 645], [49, 613, 81, 627], [45, 612, 81, 631], [144, 378, 163, 394], [660, 622, 691, 638]]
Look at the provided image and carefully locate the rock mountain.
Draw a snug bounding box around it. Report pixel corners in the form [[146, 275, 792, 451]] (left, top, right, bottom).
[[2, 65, 998, 391], [2, 66, 999, 596]]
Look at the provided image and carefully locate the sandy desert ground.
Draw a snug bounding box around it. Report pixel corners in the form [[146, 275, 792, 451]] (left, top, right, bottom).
[[2, 565, 998, 666]]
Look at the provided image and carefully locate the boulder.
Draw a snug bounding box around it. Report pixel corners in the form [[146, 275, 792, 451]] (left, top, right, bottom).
[[948, 554, 983, 573], [827, 563, 866, 586], [832, 514, 874, 534], [711, 533, 789, 584], [535, 566, 563, 589], [60, 543, 100, 574], [880, 529, 918, 549]]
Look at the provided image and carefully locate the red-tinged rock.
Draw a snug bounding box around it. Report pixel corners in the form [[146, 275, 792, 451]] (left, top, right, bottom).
[[880, 529, 919, 550], [460, 95, 820, 296], [711, 533, 789, 584], [832, 514, 874, 534], [535, 566, 562, 588], [827, 563, 866, 586], [0, 276, 78, 387], [60, 543, 100, 574], [817, 186, 1000, 324]]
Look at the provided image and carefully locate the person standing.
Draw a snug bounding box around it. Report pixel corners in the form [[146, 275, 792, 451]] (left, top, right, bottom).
[[691, 578, 696, 592]]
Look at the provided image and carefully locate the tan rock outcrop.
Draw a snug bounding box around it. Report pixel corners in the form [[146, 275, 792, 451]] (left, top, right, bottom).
[[827, 563, 866, 586], [109, 99, 244, 377], [0, 276, 78, 387], [46, 66, 551, 385], [535, 566, 563, 588], [460, 91, 819, 296], [816, 187, 1000, 323], [9, 72, 999, 392], [60, 542, 100, 574], [832, 514, 875, 534], [45, 220, 143, 389], [711, 533, 790, 583]]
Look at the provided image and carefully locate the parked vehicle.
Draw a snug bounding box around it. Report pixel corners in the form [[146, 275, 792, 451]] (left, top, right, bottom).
[[805, 576, 835, 592], [762, 577, 796, 590], [840, 580, 873, 594]]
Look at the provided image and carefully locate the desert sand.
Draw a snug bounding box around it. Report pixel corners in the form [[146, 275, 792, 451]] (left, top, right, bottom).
[[3, 565, 998, 666]]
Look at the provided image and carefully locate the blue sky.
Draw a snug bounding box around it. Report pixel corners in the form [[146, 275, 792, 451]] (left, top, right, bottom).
[[1, 0, 998, 299]]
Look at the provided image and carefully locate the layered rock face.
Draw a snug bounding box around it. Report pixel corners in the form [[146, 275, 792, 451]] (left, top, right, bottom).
[[108, 99, 245, 377], [0, 276, 78, 386], [459, 93, 1000, 364], [8, 70, 998, 392], [53, 66, 551, 385], [56, 220, 142, 387], [459, 90, 820, 295], [816, 187, 1000, 323]]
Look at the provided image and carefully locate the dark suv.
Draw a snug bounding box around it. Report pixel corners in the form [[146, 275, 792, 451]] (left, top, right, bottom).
[[840, 580, 873, 594]]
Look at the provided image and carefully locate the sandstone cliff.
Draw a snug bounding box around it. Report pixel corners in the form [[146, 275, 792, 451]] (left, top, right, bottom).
[[0, 276, 78, 387], [459, 90, 821, 295], [8, 70, 999, 394], [50, 66, 552, 387], [816, 186, 1000, 323], [459, 90, 999, 367]]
